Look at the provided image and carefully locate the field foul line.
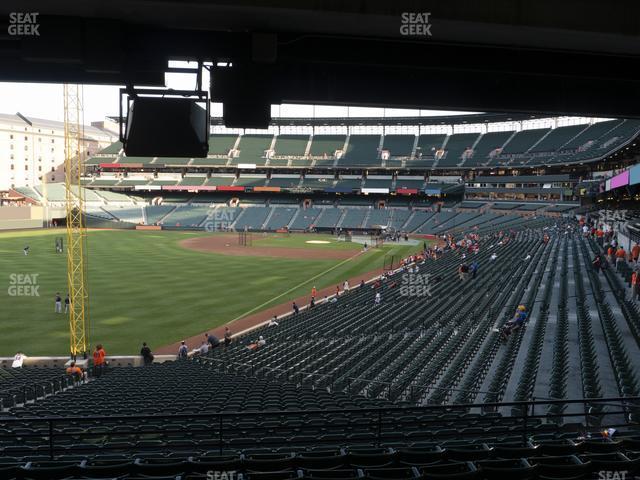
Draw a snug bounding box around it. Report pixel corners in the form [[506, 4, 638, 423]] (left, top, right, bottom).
[[229, 250, 367, 323]]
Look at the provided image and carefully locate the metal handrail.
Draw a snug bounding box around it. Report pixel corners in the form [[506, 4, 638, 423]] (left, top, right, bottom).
[[1, 395, 637, 460], [2, 395, 638, 423]]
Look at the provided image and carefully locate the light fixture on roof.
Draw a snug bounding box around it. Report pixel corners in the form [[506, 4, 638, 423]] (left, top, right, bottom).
[[120, 88, 209, 158]]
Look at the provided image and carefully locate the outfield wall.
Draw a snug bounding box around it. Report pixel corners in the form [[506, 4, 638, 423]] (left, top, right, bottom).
[[0, 206, 43, 230]]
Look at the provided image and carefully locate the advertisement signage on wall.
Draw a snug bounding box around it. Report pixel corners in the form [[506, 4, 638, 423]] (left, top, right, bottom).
[[630, 165, 640, 186], [610, 171, 630, 189]]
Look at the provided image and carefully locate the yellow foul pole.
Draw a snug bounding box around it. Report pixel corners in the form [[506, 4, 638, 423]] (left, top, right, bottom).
[[63, 84, 90, 359]]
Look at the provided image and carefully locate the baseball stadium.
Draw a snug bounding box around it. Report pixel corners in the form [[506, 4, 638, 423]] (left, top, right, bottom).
[[2, 2, 640, 480]]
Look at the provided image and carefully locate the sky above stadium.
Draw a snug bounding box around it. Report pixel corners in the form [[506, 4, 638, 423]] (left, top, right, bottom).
[[0, 62, 478, 124]]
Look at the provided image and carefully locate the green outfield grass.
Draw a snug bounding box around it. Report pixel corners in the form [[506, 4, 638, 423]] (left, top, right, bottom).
[[0, 229, 424, 356]]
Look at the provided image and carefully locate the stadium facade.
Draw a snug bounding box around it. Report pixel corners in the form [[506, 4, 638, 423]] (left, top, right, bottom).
[[0, 113, 117, 192]]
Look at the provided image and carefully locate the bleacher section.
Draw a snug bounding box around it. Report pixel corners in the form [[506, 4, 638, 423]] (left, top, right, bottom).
[[529, 124, 587, 153], [314, 208, 344, 229], [271, 135, 310, 167], [162, 206, 212, 228], [118, 178, 150, 186], [269, 197, 299, 205], [491, 203, 522, 211], [0, 367, 74, 413], [93, 189, 136, 202], [362, 178, 392, 189], [204, 176, 235, 187], [516, 204, 543, 211], [34, 184, 67, 202], [38, 190, 582, 232], [339, 135, 381, 167], [232, 135, 273, 166], [145, 205, 175, 224], [103, 206, 144, 223], [335, 178, 362, 191], [560, 120, 621, 152], [568, 119, 640, 163], [382, 135, 415, 167], [13, 186, 41, 202], [300, 177, 335, 190], [234, 207, 273, 231], [389, 209, 412, 230], [85, 118, 640, 180], [309, 135, 345, 157], [86, 155, 116, 166], [156, 158, 193, 166], [309, 135, 345, 167], [289, 208, 321, 230], [88, 178, 120, 187], [178, 176, 206, 187], [264, 207, 298, 230], [268, 176, 301, 189], [8, 227, 640, 480], [97, 141, 122, 155], [395, 178, 425, 191], [438, 133, 480, 168], [235, 176, 268, 188], [363, 208, 391, 228], [118, 156, 155, 165], [459, 201, 486, 209], [464, 130, 514, 167], [409, 134, 446, 168], [340, 208, 368, 229], [502, 128, 550, 155], [191, 134, 238, 166]]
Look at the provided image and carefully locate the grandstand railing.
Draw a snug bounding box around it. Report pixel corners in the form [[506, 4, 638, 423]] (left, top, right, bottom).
[[1, 396, 638, 460]]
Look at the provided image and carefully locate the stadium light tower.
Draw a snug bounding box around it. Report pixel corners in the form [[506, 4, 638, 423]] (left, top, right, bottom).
[[63, 84, 90, 360]]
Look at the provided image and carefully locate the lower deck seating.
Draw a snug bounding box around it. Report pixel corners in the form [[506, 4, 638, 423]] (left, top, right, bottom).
[[103, 206, 144, 223], [3, 223, 640, 479], [162, 206, 212, 227], [234, 207, 273, 231], [265, 208, 298, 230], [1, 440, 640, 479]]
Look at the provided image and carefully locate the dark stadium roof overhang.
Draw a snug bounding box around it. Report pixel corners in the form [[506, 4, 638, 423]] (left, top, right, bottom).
[[107, 112, 555, 127], [209, 113, 555, 128], [2, 0, 640, 118]]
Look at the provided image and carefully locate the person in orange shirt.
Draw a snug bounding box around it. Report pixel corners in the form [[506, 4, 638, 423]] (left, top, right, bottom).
[[631, 244, 640, 263], [631, 267, 640, 302], [615, 247, 626, 271], [311, 286, 317, 298], [607, 246, 615, 263], [66, 362, 84, 382], [92, 344, 106, 377]]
